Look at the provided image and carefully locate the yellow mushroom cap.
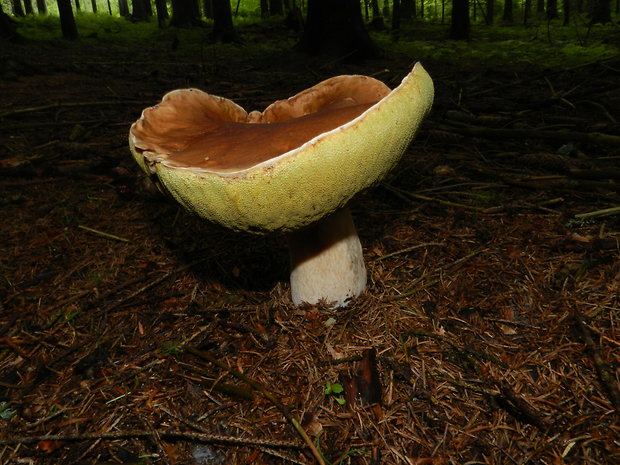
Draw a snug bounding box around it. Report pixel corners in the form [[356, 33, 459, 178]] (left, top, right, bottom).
[[129, 62, 434, 233]]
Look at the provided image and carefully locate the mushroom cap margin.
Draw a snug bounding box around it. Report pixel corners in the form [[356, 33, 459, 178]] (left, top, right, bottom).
[[129, 62, 434, 234]]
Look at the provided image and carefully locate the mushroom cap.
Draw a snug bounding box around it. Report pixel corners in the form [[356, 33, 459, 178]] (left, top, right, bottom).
[[129, 62, 434, 233]]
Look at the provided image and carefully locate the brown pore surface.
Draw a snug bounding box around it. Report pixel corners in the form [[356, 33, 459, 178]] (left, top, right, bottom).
[[147, 102, 376, 171], [131, 75, 390, 172]]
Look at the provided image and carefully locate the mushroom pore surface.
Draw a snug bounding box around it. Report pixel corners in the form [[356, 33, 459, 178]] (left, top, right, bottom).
[[132, 101, 378, 172]]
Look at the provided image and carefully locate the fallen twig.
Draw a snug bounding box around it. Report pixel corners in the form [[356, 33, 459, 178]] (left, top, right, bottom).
[[574, 206, 620, 220], [78, 225, 129, 243], [0, 429, 302, 449], [572, 310, 620, 412], [185, 347, 325, 465]]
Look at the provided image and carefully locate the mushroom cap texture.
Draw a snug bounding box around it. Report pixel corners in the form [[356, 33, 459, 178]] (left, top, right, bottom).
[[129, 63, 434, 233]]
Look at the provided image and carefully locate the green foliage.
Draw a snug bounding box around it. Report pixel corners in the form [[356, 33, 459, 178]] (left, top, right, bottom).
[[8, 7, 618, 69], [0, 402, 16, 420], [159, 342, 182, 357], [376, 21, 618, 67], [315, 436, 367, 465], [324, 382, 346, 405]]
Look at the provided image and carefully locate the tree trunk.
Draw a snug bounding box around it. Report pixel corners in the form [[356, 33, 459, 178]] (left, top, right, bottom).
[[546, 0, 559, 18], [369, 0, 385, 29], [297, 0, 379, 60], [211, 0, 240, 42], [0, 2, 21, 40], [36, 0, 47, 13], [269, 0, 284, 15], [12, 0, 25, 17], [487, 0, 494, 24], [57, 0, 78, 39], [401, 0, 414, 20], [449, 0, 469, 39], [91, 0, 97, 13], [562, 0, 570, 24], [170, 0, 202, 26], [119, 0, 130, 16], [132, 0, 150, 20], [392, 0, 400, 33], [203, 0, 213, 18], [589, 0, 611, 23], [23, 0, 34, 15], [155, 0, 169, 25], [502, 0, 514, 22], [536, 0, 545, 13], [523, 0, 532, 23]]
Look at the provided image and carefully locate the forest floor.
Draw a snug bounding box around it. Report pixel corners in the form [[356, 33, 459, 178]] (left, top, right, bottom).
[[1, 18, 619, 465]]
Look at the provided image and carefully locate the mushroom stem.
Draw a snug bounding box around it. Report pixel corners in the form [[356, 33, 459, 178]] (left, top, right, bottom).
[[287, 207, 367, 307]]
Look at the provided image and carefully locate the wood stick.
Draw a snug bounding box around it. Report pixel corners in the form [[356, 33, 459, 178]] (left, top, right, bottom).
[[185, 347, 325, 465]]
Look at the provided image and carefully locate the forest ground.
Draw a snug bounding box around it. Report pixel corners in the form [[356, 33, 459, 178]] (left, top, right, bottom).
[[1, 18, 619, 465]]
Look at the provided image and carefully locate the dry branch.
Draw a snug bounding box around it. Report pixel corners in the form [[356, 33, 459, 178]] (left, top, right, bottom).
[[0, 429, 302, 449]]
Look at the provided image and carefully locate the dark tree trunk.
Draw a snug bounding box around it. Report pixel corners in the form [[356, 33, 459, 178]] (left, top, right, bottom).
[[536, 0, 545, 13], [392, 0, 401, 34], [12, 0, 25, 17], [523, 0, 532, 23], [369, 0, 385, 29], [119, 0, 130, 16], [132, 0, 150, 20], [91, 0, 98, 13], [503, 0, 514, 22], [449, 0, 469, 39], [170, 0, 201, 26], [0, 2, 21, 40], [546, 0, 559, 18], [211, 0, 239, 42], [284, 0, 303, 30], [589, 0, 611, 23], [260, 0, 268, 17], [57, 0, 78, 39], [203, 0, 213, 18], [297, 0, 379, 60], [36, 0, 47, 13], [23, 0, 34, 15], [487, 0, 495, 24], [155, 0, 169, 26], [75, 0, 81, 11], [269, 0, 284, 15], [401, 0, 415, 20], [562, 0, 570, 24]]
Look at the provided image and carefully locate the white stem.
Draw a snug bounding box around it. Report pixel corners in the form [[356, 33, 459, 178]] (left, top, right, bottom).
[[287, 207, 367, 307]]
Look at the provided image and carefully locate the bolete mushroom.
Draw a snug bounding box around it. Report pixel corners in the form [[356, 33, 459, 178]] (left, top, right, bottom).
[[129, 63, 434, 307]]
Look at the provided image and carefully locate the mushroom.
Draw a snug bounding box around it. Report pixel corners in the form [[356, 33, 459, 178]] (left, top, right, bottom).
[[129, 63, 434, 307]]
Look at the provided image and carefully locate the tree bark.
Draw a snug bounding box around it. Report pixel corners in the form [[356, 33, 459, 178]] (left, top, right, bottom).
[[155, 0, 169, 26], [269, 0, 284, 15], [589, 0, 611, 23], [546, 0, 559, 18], [36, 0, 48, 14], [23, 0, 34, 15], [449, 0, 469, 40], [297, 0, 379, 60], [211, 0, 240, 42], [502, 0, 514, 22], [57, 0, 78, 39], [487, 0, 495, 24], [170, 0, 202, 26], [0, 2, 21, 40], [12, 0, 25, 17], [132, 0, 150, 20], [118, 0, 130, 16]]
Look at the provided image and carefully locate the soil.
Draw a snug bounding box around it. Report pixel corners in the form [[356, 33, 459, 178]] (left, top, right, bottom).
[[1, 21, 619, 465]]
